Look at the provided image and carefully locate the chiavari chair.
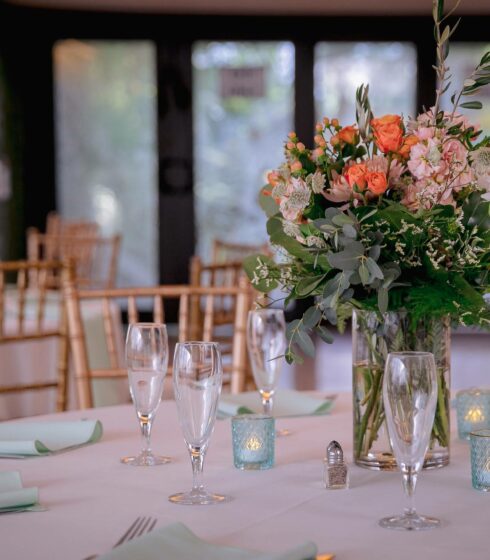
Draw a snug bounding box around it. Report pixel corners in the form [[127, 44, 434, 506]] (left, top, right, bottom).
[[212, 239, 271, 264], [0, 260, 71, 412], [62, 269, 251, 409], [27, 230, 121, 289]]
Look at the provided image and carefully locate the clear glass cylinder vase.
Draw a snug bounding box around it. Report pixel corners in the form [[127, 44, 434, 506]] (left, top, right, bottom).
[[352, 309, 450, 471]]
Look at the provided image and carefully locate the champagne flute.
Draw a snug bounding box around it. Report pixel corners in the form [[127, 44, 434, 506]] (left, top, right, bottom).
[[247, 309, 289, 436], [380, 351, 441, 531], [121, 323, 171, 467], [169, 342, 231, 505]]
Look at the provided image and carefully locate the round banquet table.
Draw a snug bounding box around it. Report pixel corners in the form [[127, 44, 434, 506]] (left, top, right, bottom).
[[1, 394, 488, 560]]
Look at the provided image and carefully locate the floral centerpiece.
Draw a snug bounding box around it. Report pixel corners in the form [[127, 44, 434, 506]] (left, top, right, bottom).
[[244, 0, 490, 469]]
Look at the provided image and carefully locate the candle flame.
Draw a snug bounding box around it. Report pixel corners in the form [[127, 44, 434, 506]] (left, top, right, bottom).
[[465, 407, 485, 423], [245, 435, 262, 451]]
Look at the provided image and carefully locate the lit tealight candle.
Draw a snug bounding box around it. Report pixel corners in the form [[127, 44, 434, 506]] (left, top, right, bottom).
[[456, 389, 490, 440], [470, 430, 490, 492], [231, 414, 275, 470]]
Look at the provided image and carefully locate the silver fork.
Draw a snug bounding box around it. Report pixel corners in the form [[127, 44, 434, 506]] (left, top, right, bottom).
[[83, 516, 157, 559]]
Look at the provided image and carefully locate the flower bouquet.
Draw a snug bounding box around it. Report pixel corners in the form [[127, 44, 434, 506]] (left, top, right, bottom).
[[244, 0, 490, 469]]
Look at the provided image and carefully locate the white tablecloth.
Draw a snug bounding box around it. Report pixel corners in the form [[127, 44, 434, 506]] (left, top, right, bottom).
[[0, 394, 488, 560], [0, 290, 129, 419]]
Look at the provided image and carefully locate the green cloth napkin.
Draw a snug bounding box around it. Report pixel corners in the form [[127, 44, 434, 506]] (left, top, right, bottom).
[[0, 471, 39, 513], [100, 522, 317, 560], [0, 420, 103, 457], [218, 389, 334, 419]]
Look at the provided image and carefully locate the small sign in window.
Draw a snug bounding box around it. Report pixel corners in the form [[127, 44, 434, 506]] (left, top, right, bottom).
[[220, 67, 265, 98]]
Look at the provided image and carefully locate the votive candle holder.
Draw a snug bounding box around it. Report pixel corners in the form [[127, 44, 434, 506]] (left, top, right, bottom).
[[470, 429, 490, 492], [456, 388, 490, 440], [231, 414, 275, 470]]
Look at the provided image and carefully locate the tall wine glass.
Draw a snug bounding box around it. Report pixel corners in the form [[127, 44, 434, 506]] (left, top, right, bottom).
[[380, 351, 440, 531], [247, 309, 288, 435], [169, 342, 231, 505], [121, 323, 171, 467]]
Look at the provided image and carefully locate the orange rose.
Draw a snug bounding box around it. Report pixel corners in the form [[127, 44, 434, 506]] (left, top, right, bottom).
[[365, 171, 388, 196], [398, 134, 419, 158], [290, 161, 302, 172], [330, 134, 341, 148], [267, 171, 280, 187], [337, 125, 359, 145], [371, 114, 403, 153], [345, 163, 367, 190]]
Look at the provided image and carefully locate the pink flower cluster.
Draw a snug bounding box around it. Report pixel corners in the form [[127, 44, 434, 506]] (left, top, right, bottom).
[[402, 110, 476, 210]]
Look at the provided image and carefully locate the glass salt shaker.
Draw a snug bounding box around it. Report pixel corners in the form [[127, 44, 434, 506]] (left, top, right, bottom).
[[324, 440, 349, 489]]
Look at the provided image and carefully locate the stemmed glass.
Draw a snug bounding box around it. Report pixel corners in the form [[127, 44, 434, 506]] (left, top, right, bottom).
[[169, 342, 231, 505], [121, 323, 171, 467], [380, 351, 441, 531], [247, 309, 289, 436]]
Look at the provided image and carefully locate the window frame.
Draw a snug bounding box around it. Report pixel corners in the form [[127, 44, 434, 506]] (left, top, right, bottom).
[[1, 4, 489, 281]]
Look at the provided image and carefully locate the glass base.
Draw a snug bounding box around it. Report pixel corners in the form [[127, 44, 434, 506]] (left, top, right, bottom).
[[355, 449, 449, 471], [168, 489, 232, 505], [120, 452, 171, 467], [379, 512, 441, 531]]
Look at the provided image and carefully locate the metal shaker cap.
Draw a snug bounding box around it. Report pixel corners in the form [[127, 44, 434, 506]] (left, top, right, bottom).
[[327, 440, 344, 465]]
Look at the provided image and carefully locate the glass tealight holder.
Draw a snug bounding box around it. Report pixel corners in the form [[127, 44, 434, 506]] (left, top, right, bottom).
[[456, 388, 490, 440], [231, 414, 275, 470], [470, 429, 490, 492]]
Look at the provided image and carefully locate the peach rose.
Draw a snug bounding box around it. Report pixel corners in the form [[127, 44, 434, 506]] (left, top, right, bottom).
[[267, 171, 280, 187], [371, 114, 403, 153], [337, 125, 359, 145], [365, 171, 388, 196], [291, 161, 303, 172], [330, 134, 341, 148], [345, 163, 367, 190], [312, 147, 325, 160], [398, 134, 419, 158]]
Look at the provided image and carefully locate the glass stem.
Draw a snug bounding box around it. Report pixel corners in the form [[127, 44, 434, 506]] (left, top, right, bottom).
[[261, 391, 274, 416], [190, 447, 205, 493], [139, 414, 152, 455], [402, 466, 417, 516]]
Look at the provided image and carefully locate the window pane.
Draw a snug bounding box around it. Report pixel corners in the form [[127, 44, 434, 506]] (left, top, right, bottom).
[[314, 42, 417, 125], [442, 43, 490, 137], [193, 41, 295, 260], [54, 40, 158, 286]]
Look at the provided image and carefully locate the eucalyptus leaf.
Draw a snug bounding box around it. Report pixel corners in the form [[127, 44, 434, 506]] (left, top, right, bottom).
[[342, 224, 357, 239], [316, 325, 334, 344], [296, 329, 316, 357], [327, 241, 364, 271], [332, 213, 354, 227], [366, 257, 384, 280], [359, 262, 369, 284], [259, 189, 279, 217], [296, 274, 327, 297], [378, 287, 389, 314], [368, 245, 381, 260], [303, 306, 322, 328]]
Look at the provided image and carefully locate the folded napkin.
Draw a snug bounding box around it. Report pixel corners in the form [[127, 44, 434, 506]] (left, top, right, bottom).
[[100, 522, 317, 560], [0, 420, 103, 457], [218, 389, 334, 419], [0, 470, 40, 513]]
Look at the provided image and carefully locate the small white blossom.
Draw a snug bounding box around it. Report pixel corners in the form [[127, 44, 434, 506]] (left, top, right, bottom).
[[471, 147, 490, 193], [306, 170, 326, 194]]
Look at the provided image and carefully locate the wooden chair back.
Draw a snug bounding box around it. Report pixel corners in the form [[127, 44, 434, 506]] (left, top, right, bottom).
[[27, 229, 121, 289], [212, 239, 270, 264], [62, 272, 251, 409], [0, 260, 70, 412], [189, 256, 259, 390], [46, 212, 100, 238]]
